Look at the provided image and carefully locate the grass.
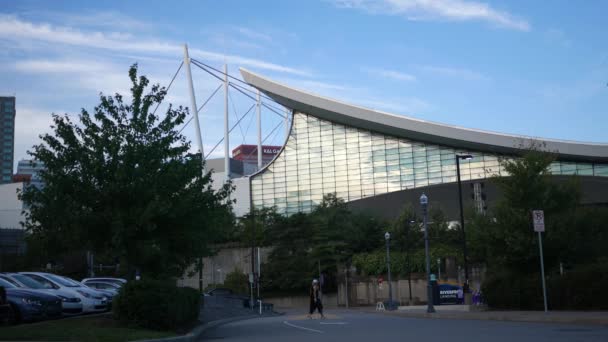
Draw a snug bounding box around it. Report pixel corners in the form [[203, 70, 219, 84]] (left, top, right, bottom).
[[0, 314, 180, 342]]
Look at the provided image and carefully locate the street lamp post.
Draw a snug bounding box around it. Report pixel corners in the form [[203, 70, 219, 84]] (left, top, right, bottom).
[[385, 232, 396, 310], [420, 193, 435, 313], [437, 258, 441, 280], [456, 153, 473, 294], [406, 220, 414, 305]]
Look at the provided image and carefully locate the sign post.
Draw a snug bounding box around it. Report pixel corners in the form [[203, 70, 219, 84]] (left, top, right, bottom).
[[532, 210, 548, 313]]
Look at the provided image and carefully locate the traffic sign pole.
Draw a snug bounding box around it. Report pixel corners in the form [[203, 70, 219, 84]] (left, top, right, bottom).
[[533, 210, 548, 313], [538, 231, 548, 313]]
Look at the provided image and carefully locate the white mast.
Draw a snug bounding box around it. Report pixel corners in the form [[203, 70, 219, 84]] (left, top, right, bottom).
[[285, 107, 290, 141], [183, 44, 205, 173], [224, 64, 230, 181], [257, 90, 262, 170]]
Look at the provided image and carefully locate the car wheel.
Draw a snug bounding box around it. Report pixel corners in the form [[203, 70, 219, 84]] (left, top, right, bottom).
[[8, 304, 21, 325]]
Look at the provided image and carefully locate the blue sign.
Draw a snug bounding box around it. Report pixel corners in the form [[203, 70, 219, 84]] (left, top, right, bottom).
[[438, 284, 463, 305]]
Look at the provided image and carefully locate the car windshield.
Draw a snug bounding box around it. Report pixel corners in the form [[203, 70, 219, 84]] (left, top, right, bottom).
[[46, 274, 80, 287], [92, 279, 124, 286], [0, 275, 22, 287], [0, 278, 16, 288], [11, 275, 45, 289], [59, 276, 83, 287]]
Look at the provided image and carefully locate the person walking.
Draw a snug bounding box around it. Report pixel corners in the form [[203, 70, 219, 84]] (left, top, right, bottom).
[[308, 279, 325, 319]]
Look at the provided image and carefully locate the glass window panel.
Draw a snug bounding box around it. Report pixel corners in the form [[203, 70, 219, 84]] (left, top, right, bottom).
[[577, 168, 593, 176], [428, 171, 442, 178], [414, 173, 428, 180], [443, 176, 457, 183], [373, 166, 387, 173], [399, 141, 412, 148], [594, 165, 608, 176], [560, 163, 577, 174], [401, 180, 415, 189], [415, 179, 428, 187]]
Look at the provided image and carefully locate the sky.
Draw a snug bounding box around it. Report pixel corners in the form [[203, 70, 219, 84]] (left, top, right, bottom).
[[1, 0, 607, 171]]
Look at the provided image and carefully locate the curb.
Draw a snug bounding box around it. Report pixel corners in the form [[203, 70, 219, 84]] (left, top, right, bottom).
[[134, 314, 273, 342], [366, 309, 608, 326]]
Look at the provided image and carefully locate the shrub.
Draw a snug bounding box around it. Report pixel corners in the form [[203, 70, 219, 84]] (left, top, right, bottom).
[[223, 269, 249, 295], [113, 280, 200, 330], [482, 263, 608, 310]]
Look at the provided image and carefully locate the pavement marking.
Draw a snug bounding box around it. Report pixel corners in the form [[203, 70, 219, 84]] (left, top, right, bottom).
[[283, 320, 324, 333], [287, 313, 340, 321], [320, 321, 348, 325]]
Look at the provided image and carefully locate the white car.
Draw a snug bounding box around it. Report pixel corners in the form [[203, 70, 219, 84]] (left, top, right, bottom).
[[0, 272, 83, 315], [59, 276, 114, 307], [81, 277, 127, 287], [82, 280, 121, 296], [20, 272, 108, 313]]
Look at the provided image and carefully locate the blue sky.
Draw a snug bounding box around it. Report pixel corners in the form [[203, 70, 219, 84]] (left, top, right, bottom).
[[1, 0, 607, 168]]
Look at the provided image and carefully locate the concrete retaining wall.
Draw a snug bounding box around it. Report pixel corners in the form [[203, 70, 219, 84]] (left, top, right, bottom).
[[265, 293, 338, 309]]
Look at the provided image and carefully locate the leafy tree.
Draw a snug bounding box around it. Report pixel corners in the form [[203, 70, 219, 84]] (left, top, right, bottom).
[[223, 268, 249, 295], [20, 64, 234, 279], [237, 207, 285, 248], [261, 193, 386, 293], [261, 212, 316, 292], [467, 145, 580, 273]]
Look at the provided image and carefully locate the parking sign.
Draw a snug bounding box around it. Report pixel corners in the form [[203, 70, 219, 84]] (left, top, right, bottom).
[[533, 210, 545, 232]]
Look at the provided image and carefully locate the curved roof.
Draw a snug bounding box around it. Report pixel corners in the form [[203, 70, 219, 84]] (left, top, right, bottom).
[[240, 68, 608, 162]]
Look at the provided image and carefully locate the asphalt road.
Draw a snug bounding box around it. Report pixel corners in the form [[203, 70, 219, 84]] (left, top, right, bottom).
[[200, 310, 608, 342]]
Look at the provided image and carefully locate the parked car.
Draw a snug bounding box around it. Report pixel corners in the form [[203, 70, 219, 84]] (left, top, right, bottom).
[[20, 272, 108, 313], [204, 287, 251, 307], [81, 277, 127, 287], [0, 278, 62, 324], [204, 287, 235, 297], [82, 280, 121, 296], [58, 276, 114, 309], [0, 273, 82, 315], [0, 285, 10, 324]]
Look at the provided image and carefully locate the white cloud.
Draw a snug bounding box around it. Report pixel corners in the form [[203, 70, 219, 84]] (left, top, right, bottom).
[[332, 0, 530, 31], [363, 67, 416, 81], [14, 58, 132, 95], [419, 65, 489, 81], [0, 15, 310, 76], [13, 106, 57, 167], [53, 11, 154, 32], [235, 27, 273, 43]]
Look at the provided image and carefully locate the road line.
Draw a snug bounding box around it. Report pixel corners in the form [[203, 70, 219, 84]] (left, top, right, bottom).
[[320, 322, 348, 325], [283, 320, 324, 333]]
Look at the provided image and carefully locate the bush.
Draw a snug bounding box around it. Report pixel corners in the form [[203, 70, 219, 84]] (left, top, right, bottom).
[[482, 271, 543, 310], [223, 269, 249, 295], [482, 263, 608, 310], [548, 263, 608, 310], [113, 280, 200, 330]]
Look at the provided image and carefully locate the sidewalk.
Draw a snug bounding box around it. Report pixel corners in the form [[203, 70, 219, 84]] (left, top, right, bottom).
[[360, 306, 608, 326], [200, 295, 279, 323]]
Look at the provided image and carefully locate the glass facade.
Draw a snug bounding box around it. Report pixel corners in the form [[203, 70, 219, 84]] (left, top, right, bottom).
[[251, 112, 608, 215]]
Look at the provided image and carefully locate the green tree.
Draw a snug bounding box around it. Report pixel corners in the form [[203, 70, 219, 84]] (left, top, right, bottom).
[[261, 212, 316, 292], [20, 64, 234, 279], [261, 193, 386, 293], [467, 145, 580, 273]]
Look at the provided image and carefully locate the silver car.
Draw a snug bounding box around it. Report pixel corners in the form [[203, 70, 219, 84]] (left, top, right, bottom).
[[0, 273, 83, 315]]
